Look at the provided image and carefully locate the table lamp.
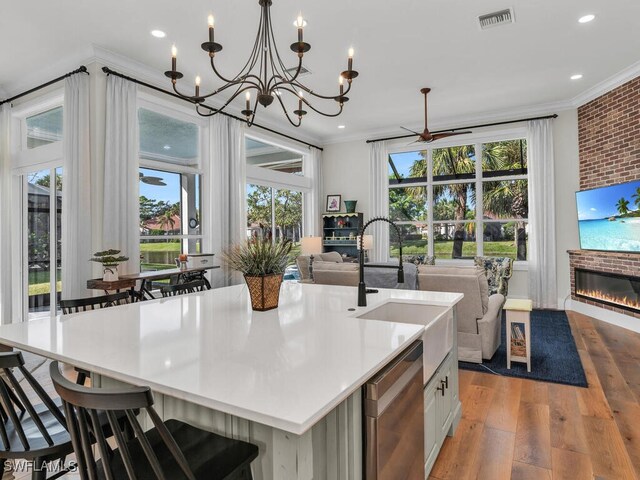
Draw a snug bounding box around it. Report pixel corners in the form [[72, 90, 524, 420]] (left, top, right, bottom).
[[301, 236, 323, 278], [357, 234, 374, 262]]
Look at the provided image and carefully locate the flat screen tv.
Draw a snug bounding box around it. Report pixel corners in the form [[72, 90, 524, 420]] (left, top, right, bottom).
[[576, 179, 640, 253]]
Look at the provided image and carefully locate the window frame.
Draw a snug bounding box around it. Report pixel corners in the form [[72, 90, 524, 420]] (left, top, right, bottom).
[[245, 132, 311, 242], [10, 91, 65, 321], [386, 127, 529, 264], [137, 95, 209, 256]]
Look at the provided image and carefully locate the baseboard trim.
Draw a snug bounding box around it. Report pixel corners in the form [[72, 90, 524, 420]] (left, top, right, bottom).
[[567, 299, 640, 333]]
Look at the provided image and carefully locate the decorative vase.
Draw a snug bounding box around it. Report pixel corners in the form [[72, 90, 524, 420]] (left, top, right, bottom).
[[102, 265, 119, 282], [244, 273, 284, 311], [344, 200, 357, 213]]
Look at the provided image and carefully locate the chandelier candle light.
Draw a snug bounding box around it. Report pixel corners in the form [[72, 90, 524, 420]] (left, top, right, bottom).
[[164, 0, 359, 127]]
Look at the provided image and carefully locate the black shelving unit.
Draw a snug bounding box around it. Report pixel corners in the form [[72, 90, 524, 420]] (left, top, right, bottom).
[[322, 212, 363, 259]]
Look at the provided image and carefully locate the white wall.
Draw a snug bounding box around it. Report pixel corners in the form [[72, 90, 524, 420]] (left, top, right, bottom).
[[322, 110, 582, 306], [322, 140, 370, 216], [552, 110, 580, 307]]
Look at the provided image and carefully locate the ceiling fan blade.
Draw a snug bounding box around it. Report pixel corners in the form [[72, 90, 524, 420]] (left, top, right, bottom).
[[141, 177, 167, 186], [431, 130, 472, 141], [400, 126, 422, 136]]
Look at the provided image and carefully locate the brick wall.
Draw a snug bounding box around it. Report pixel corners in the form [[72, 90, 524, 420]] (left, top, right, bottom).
[[571, 76, 640, 317], [568, 250, 640, 319], [577, 75, 640, 190]]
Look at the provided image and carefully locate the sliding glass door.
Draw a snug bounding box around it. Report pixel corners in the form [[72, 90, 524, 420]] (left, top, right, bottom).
[[24, 167, 62, 318]]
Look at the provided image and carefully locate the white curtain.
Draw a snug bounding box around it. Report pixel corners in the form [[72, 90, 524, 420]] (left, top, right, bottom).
[[0, 104, 12, 324], [527, 119, 557, 309], [61, 74, 92, 299], [103, 76, 140, 274], [369, 141, 390, 262], [211, 115, 246, 286], [303, 146, 323, 236]]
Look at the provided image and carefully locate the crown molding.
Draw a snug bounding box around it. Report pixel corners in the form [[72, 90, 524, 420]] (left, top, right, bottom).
[[320, 98, 575, 146], [571, 59, 640, 108]]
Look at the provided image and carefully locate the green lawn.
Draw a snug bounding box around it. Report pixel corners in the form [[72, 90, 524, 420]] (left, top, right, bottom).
[[28, 269, 61, 296], [390, 240, 524, 260], [140, 242, 181, 252]]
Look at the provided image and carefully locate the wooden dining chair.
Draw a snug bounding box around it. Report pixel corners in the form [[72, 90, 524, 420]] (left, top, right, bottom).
[[59, 291, 133, 314], [59, 291, 135, 386], [0, 352, 74, 480], [49, 361, 259, 480], [160, 280, 207, 297]]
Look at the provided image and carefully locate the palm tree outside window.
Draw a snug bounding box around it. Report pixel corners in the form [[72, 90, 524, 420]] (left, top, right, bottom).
[[387, 139, 528, 261]]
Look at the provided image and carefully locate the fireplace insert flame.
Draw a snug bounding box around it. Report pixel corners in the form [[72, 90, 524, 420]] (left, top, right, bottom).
[[575, 268, 640, 313]]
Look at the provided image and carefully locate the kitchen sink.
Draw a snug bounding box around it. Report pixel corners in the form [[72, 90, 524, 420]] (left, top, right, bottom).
[[357, 301, 454, 383]]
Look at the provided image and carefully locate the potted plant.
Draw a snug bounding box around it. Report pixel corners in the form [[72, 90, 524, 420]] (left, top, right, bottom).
[[221, 238, 293, 311], [90, 249, 129, 282]]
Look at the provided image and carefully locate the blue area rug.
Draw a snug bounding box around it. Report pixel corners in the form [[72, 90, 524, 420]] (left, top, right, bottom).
[[459, 309, 588, 387]]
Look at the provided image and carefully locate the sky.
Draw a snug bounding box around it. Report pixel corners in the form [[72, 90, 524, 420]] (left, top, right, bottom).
[[139, 168, 181, 204], [576, 180, 640, 220]]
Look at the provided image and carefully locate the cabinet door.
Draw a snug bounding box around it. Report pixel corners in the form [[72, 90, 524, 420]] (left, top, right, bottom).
[[424, 379, 439, 472], [436, 357, 454, 442]]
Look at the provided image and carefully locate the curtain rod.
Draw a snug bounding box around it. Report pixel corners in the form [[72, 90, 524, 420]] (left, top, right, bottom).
[[101, 67, 324, 152], [0, 66, 89, 106], [365, 113, 559, 144]]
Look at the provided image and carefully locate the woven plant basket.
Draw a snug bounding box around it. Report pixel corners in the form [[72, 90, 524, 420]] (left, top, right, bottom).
[[244, 273, 284, 311]]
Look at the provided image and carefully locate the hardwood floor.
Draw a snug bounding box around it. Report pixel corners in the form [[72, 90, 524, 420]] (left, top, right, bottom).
[[3, 310, 639, 479], [430, 311, 640, 480]]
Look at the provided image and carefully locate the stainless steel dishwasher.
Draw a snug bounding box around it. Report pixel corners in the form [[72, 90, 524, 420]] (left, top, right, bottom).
[[364, 340, 424, 480]]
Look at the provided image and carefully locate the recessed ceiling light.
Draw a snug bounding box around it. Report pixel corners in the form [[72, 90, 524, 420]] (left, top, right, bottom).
[[163, 145, 171, 150], [578, 14, 595, 24], [151, 30, 166, 38], [571, 74, 583, 80], [337, 125, 346, 129]]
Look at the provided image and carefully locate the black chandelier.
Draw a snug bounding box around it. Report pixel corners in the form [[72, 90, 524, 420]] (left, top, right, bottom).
[[164, 0, 358, 127]]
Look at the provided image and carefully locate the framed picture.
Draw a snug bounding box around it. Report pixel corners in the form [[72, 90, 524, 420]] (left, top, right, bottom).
[[326, 194, 342, 212]]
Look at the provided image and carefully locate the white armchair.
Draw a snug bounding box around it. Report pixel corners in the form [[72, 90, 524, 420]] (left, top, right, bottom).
[[417, 265, 505, 363]]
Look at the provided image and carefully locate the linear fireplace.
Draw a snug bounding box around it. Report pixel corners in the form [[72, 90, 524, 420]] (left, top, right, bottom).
[[575, 268, 640, 314]]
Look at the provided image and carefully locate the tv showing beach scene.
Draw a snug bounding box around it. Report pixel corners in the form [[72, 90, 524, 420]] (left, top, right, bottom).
[[576, 180, 640, 253]]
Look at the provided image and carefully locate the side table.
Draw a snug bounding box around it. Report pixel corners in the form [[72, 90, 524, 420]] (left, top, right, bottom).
[[87, 278, 137, 297], [504, 298, 533, 372]]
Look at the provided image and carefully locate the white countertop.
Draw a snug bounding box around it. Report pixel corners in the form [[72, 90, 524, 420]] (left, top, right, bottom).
[[0, 283, 461, 434]]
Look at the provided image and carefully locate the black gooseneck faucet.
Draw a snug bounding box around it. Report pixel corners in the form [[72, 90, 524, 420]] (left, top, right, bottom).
[[358, 217, 404, 307]]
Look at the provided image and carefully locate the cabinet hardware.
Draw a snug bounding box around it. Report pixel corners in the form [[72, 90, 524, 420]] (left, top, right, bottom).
[[443, 375, 449, 389], [436, 385, 445, 396]]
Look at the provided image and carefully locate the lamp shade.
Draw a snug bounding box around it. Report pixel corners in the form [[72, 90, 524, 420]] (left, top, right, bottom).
[[301, 236, 323, 255], [357, 234, 374, 251]]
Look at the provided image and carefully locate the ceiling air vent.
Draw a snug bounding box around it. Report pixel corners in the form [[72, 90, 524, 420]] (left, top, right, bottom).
[[478, 8, 515, 29], [284, 66, 311, 77]]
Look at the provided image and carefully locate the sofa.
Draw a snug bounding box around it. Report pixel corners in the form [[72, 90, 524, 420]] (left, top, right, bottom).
[[312, 261, 419, 289], [417, 265, 504, 363], [298, 254, 505, 363]]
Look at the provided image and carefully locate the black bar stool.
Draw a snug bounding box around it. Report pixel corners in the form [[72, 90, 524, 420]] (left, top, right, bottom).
[[49, 361, 259, 480]]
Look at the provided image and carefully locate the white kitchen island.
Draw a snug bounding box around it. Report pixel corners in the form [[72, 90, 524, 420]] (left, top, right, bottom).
[[0, 282, 462, 480]]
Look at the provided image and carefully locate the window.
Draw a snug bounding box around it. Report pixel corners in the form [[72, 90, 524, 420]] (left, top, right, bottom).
[[245, 136, 311, 265], [138, 106, 203, 271], [246, 137, 303, 175], [388, 138, 528, 261], [12, 94, 65, 321], [25, 106, 63, 149], [246, 184, 303, 246], [25, 168, 63, 316]]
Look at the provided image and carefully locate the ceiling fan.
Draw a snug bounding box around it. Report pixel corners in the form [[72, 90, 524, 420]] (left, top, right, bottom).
[[401, 87, 472, 143], [139, 172, 166, 186]]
